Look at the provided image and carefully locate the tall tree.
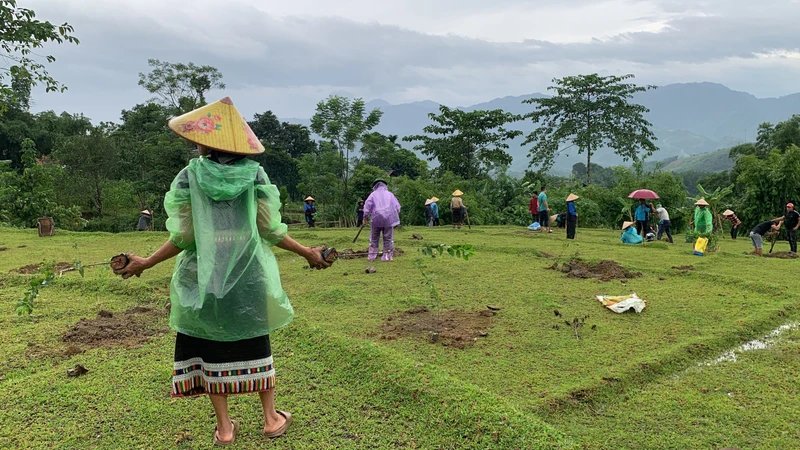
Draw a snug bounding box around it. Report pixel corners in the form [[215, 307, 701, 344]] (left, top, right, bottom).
[[360, 132, 427, 179], [54, 124, 122, 216], [522, 74, 658, 184], [248, 111, 317, 200], [137, 59, 225, 113], [310, 95, 382, 221], [404, 106, 522, 179], [0, 0, 79, 115]]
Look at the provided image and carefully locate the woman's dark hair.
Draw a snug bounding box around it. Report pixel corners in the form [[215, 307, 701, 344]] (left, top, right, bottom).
[[208, 150, 246, 165]]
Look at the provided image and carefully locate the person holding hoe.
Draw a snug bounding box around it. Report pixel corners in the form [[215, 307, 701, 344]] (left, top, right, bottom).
[[775, 203, 799, 254], [113, 97, 331, 446], [750, 218, 782, 256], [565, 193, 579, 239], [654, 203, 673, 243], [451, 190, 466, 229], [364, 178, 401, 261]]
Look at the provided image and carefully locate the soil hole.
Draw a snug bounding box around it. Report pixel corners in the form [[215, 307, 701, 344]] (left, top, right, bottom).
[[555, 259, 642, 282], [381, 306, 494, 348]]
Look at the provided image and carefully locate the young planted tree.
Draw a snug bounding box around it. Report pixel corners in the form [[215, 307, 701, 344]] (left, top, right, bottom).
[[522, 74, 658, 185], [404, 106, 522, 179], [310, 96, 383, 223], [138, 59, 225, 113], [0, 0, 79, 115]]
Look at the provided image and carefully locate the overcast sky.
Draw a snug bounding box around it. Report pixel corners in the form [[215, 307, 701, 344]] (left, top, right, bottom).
[[25, 0, 800, 123]]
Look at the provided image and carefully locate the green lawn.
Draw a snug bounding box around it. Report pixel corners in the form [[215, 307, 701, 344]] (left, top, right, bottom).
[[0, 225, 796, 449]]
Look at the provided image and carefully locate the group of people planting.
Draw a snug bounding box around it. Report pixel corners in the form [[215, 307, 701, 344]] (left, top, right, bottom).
[[111, 97, 798, 447]]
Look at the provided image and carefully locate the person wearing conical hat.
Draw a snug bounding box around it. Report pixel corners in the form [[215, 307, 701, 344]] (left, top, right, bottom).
[[304, 196, 316, 228], [566, 193, 579, 239], [620, 220, 643, 244], [364, 178, 401, 261], [137, 209, 152, 232], [451, 190, 466, 229], [720, 209, 741, 240], [693, 198, 713, 233], [113, 97, 331, 444], [430, 197, 440, 226], [425, 199, 435, 227]]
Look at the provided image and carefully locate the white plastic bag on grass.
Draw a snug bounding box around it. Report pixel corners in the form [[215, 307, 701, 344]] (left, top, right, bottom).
[[596, 293, 646, 313]]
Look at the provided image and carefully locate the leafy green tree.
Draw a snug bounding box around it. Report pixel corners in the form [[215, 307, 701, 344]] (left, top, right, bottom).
[[53, 125, 122, 216], [523, 74, 658, 184], [404, 106, 522, 179], [297, 145, 347, 224], [138, 59, 225, 113], [571, 162, 617, 188], [0, 0, 79, 115], [248, 111, 317, 199], [310, 95, 383, 221], [360, 132, 427, 179]]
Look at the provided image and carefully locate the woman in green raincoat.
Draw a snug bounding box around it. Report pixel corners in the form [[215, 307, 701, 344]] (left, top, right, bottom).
[[693, 198, 713, 233], [115, 98, 330, 445]]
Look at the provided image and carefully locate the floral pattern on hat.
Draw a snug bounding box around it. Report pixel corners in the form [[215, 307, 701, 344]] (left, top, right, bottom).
[[180, 113, 223, 135]]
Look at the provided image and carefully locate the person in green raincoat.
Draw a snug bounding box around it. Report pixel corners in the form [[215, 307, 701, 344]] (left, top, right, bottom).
[[693, 198, 713, 233], [115, 97, 330, 445]]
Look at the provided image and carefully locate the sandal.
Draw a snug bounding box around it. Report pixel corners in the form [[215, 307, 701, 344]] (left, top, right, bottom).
[[264, 411, 293, 439], [213, 420, 239, 446]]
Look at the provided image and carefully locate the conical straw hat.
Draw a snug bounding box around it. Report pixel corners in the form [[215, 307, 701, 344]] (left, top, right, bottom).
[[140, 210, 151, 215], [566, 193, 579, 202], [550, 214, 557, 223], [622, 221, 635, 230], [431, 197, 440, 202], [168, 97, 264, 155], [722, 209, 734, 216], [305, 196, 315, 202], [425, 199, 433, 206], [452, 190, 464, 197], [694, 198, 709, 206]]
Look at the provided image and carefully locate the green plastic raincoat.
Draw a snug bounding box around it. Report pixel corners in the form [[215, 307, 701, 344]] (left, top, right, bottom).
[[693, 207, 713, 233], [164, 157, 293, 341]]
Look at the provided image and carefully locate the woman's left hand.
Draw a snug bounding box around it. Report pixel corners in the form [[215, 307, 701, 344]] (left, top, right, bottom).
[[114, 253, 149, 279]]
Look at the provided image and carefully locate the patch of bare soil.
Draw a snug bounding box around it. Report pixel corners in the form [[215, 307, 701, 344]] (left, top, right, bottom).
[[0, 247, 8, 252], [557, 259, 642, 282], [337, 247, 404, 260], [764, 252, 798, 259], [13, 261, 73, 274], [61, 306, 167, 349], [672, 265, 696, 271], [380, 306, 494, 348]]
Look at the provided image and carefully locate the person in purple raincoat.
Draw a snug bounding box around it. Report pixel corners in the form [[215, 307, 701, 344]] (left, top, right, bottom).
[[363, 179, 401, 262]]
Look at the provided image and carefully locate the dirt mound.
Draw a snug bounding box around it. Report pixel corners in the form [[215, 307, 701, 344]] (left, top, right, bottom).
[[337, 247, 404, 260], [764, 252, 798, 259], [0, 247, 8, 252], [13, 261, 73, 274], [558, 259, 642, 282], [381, 306, 494, 348], [62, 306, 167, 349], [672, 265, 696, 271]]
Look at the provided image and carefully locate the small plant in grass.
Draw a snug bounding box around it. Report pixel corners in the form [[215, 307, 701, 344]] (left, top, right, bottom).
[[552, 311, 595, 341], [15, 261, 85, 316], [416, 244, 475, 342]]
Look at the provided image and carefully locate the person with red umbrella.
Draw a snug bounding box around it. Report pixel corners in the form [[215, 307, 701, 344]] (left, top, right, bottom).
[[629, 190, 658, 237]]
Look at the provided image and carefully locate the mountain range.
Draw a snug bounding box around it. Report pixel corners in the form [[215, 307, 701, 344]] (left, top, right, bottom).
[[284, 82, 800, 175]]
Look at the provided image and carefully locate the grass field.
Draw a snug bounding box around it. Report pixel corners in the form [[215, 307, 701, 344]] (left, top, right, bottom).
[[0, 225, 798, 449]]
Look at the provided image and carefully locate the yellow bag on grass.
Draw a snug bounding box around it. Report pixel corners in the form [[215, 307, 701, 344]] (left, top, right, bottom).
[[693, 237, 708, 256]]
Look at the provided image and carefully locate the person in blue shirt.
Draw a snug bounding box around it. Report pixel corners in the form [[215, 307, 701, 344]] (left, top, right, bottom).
[[566, 193, 579, 239], [634, 199, 654, 236], [304, 196, 316, 227], [538, 186, 551, 233], [430, 197, 440, 226]]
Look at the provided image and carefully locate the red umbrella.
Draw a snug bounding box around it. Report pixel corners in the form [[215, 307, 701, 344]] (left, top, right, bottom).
[[628, 189, 659, 200]]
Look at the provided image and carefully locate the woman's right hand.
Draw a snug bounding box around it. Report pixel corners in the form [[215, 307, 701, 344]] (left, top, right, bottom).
[[305, 246, 331, 270]]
